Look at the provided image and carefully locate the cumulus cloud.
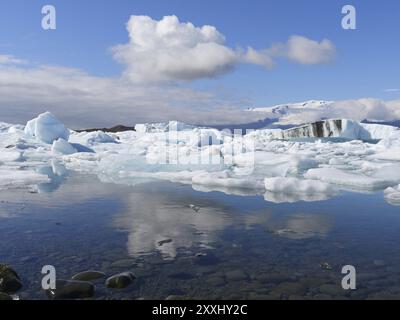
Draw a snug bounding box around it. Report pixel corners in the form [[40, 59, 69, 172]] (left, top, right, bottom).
[[326, 98, 400, 121], [112, 15, 239, 83], [269, 35, 335, 65], [242, 47, 275, 69], [112, 16, 331, 83]]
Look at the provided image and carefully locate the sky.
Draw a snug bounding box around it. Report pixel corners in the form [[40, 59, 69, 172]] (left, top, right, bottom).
[[0, 0, 399, 128]]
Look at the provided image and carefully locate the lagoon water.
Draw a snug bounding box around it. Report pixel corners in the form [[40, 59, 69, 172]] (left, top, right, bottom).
[[1, 171, 400, 300]]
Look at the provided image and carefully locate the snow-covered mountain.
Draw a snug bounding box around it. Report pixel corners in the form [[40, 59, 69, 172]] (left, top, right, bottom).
[[247, 99, 400, 128], [247, 100, 331, 115]]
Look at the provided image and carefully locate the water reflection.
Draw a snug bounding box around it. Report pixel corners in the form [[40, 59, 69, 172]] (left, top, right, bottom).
[[37, 160, 68, 193], [265, 213, 333, 240], [112, 184, 334, 259], [264, 191, 334, 204], [3, 172, 400, 300], [112, 189, 232, 259]]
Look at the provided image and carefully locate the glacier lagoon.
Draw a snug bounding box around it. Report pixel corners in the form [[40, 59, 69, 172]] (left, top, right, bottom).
[[1, 112, 400, 299], [2, 173, 400, 300]]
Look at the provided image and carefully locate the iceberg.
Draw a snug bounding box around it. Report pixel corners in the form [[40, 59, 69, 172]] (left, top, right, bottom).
[[135, 121, 195, 133], [384, 185, 400, 206], [69, 131, 117, 146], [52, 138, 77, 155], [24, 112, 70, 144], [280, 119, 399, 140], [1, 111, 400, 204], [265, 177, 334, 194], [304, 168, 394, 190], [0, 169, 50, 190]]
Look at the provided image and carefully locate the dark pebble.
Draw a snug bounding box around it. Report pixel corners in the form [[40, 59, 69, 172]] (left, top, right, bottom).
[[0, 292, 12, 300], [106, 272, 136, 289], [0, 264, 22, 294], [45, 280, 95, 300]]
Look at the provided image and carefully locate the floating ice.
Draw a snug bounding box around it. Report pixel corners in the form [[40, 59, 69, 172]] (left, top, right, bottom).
[[0, 150, 24, 162], [192, 171, 265, 190], [135, 121, 195, 133], [0, 169, 50, 190], [24, 112, 70, 144], [69, 131, 117, 146], [384, 185, 400, 206], [304, 168, 394, 190], [52, 138, 77, 155], [265, 177, 334, 194], [2, 113, 400, 203], [278, 119, 399, 140]]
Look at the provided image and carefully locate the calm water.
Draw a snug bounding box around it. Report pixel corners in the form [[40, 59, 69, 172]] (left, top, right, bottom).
[[1, 170, 400, 300]]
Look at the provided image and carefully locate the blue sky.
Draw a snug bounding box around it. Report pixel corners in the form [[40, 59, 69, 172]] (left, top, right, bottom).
[[0, 0, 399, 126]]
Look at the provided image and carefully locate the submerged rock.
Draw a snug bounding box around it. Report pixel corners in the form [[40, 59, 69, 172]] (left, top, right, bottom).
[[225, 269, 249, 282], [319, 262, 333, 270], [158, 239, 173, 247], [71, 270, 106, 281], [106, 272, 136, 289], [0, 264, 22, 294], [45, 280, 95, 300], [165, 295, 189, 300], [110, 259, 136, 268], [0, 292, 12, 300], [269, 282, 308, 298]]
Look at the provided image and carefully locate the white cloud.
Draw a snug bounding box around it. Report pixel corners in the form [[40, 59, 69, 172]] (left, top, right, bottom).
[[242, 47, 275, 69], [112, 16, 332, 83], [270, 35, 335, 65], [112, 15, 239, 83], [384, 88, 399, 93], [0, 63, 267, 128], [0, 54, 27, 65]]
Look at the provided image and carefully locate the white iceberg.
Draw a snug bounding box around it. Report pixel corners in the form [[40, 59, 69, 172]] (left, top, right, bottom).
[[304, 167, 394, 190], [52, 138, 77, 155], [69, 131, 117, 146], [135, 121, 195, 133], [24, 112, 70, 144], [1, 111, 400, 202], [265, 177, 334, 194], [0, 169, 50, 190], [279, 119, 399, 140], [384, 185, 400, 206]]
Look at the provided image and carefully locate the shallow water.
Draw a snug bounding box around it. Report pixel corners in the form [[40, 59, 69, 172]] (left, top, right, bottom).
[[1, 172, 400, 300]]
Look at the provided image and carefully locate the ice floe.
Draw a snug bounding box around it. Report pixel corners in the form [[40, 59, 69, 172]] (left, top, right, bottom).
[[384, 185, 400, 206], [24, 112, 70, 144], [1, 112, 400, 205], [52, 138, 78, 155]]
